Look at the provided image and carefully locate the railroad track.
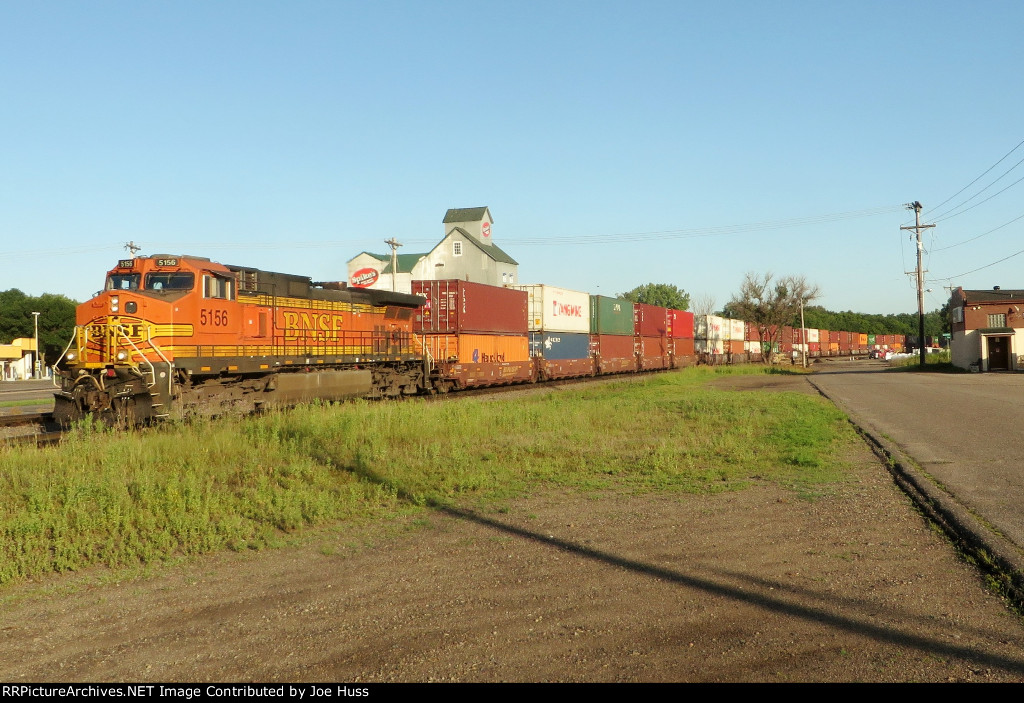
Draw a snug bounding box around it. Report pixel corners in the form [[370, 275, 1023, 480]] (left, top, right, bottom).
[[0, 411, 64, 447]]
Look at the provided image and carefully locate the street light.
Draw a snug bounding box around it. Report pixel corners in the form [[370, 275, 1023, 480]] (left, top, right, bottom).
[[31, 311, 40, 379]]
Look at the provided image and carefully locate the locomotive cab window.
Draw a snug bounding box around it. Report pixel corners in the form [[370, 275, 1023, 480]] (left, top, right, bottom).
[[203, 274, 235, 300], [145, 272, 195, 291], [107, 274, 140, 291]]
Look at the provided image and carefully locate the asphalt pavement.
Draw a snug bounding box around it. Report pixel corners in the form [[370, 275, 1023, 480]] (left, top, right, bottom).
[[0, 378, 57, 413], [809, 359, 1024, 595]]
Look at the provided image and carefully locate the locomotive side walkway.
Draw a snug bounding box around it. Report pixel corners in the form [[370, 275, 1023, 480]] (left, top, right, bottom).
[[809, 359, 1024, 599]]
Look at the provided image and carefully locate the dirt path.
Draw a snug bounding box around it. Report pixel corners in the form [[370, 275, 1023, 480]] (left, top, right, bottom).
[[2, 374, 1023, 682]]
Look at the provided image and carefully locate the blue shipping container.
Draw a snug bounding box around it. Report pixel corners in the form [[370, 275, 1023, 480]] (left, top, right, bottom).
[[529, 332, 591, 360]]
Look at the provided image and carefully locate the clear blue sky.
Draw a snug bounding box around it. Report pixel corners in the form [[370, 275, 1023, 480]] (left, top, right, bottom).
[[2, 0, 1022, 315]]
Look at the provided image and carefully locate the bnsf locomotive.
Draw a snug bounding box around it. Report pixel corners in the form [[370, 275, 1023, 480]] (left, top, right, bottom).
[[54, 255, 428, 425]]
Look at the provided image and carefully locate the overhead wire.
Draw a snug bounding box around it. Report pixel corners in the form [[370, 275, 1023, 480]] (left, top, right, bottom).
[[906, 138, 1024, 225], [931, 211, 1024, 252]]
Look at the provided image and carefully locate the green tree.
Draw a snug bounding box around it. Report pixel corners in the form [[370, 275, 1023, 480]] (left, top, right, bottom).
[[727, 272, 819, 364], [620, 283, 690, 310], [0, 289, 78, 366]]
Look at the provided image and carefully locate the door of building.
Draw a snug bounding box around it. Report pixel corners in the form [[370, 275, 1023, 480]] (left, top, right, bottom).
[[988, 335, 1011, 371]]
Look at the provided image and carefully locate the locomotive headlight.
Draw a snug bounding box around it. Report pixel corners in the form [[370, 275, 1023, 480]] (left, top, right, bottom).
[[110, 295, 119, 313]]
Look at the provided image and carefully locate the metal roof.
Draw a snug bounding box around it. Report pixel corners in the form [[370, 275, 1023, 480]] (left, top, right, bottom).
[[442, 207, 491, 224], [446, 227, 518, 265]]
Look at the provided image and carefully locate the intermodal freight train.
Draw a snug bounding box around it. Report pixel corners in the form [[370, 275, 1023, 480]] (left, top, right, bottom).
[[53, 255, 894, 424]]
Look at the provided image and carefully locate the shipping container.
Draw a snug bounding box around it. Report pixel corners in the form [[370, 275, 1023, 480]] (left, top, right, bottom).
[[669, 309, 695, 339], [592, 334, 638, 373], [530, 332, 591, 360], [696, 315, 727, 344], [514, 284, 590, 334], [589, 295, 635, 336], [729, 319, 745, 342], [420, 333, 530, 365], [728, 339, 745, 355], [672, 337, 696, 367], [634, 303, 671, 337], [639, 335, 670, 370], [420, 333, 533, 388], [531, 331, 594, 379], [695, 338, 726, 355], [413, 280, 528, 335]]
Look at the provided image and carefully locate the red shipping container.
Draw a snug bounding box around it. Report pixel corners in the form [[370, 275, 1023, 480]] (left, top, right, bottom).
[[829, 330, 840, 343], [639, 335, 670, 370], [668, 309, 694, 339], [634, 304, 670, 337], [674, 337, 695, 357], [592, 334, 638, 373], [412, 280, 527, 335]]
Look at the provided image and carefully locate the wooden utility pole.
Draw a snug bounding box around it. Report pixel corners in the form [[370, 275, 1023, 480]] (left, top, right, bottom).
[[901, 202, 935, 367]]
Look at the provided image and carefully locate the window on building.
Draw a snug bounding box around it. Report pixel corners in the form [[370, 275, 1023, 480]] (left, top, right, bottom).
[[988, 313, 1007, 328], [452, 241, 462, 257]]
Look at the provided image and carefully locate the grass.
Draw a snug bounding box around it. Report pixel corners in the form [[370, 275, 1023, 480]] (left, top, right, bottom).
[[0, 365, 856, 587], [0, 399, 50, 409]]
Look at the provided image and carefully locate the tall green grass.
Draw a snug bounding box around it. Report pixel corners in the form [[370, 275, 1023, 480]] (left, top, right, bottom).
[[0, 366, 855, 586]]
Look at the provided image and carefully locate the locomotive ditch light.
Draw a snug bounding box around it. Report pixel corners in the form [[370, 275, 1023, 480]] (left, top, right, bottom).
[[66, 352, 76, 362], [116, 351, 128, 361]]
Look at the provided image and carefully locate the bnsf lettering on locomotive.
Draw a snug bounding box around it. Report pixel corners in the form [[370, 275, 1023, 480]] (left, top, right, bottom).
[[282, 311, 346, 339], [552, 301, 582, 317]]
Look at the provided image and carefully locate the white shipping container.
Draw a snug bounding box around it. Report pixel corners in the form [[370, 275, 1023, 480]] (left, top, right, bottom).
[[805, 328, 820, 344], [696, 315, 724, 341], [695, 338, 726, 354], [514, 284, 591, 333], [729, 319, 745, 342]]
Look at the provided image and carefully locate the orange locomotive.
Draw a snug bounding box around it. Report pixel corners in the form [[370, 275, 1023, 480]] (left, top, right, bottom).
[[54, 255, 426, 424]]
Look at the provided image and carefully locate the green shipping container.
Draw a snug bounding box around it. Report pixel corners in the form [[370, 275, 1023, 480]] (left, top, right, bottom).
[[589, 295, 635, 335], [867, 334, 876, 345]]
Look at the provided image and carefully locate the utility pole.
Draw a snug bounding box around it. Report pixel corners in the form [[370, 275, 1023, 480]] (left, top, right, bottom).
[[32, 311, 40, 379], [384, 238, 402, 292], [901, 201, 935, 367], [799, 298, 807, 369]]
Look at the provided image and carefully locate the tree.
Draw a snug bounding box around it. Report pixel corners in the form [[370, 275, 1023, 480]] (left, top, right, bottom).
[[0, 289, 78, 367], [691, 293, 717, 317], [727, 273, 820, 364], [619, 283, 690, 311]]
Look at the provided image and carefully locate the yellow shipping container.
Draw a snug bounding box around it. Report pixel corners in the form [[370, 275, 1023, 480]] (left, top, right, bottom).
[[419, 334, 530, 364]]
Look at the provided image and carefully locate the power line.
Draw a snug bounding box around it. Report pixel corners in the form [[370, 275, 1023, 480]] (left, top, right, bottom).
[[909, 137, 1024, 224], [932, 246, 1024, 281], [931, 170, 1024, 223], [931, 211, 1024, 252]]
